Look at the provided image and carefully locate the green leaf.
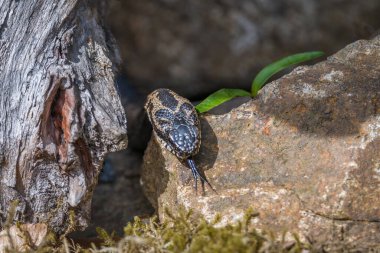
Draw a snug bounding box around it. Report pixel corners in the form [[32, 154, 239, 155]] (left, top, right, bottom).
[[195, 88, 251, 113], [251, 51, 324, 97]]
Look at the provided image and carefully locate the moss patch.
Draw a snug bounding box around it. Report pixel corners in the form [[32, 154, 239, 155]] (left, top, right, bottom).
[[2, 207, 319, 252]]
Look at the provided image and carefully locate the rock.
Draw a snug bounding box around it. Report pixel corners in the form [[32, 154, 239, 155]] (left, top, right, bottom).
[[106, 0, 380, 97], [141, 35, 380, 250]]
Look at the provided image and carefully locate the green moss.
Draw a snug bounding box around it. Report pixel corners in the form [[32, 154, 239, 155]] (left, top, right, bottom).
[[93, 207, 311, 253], [3, 207, 315, 252]]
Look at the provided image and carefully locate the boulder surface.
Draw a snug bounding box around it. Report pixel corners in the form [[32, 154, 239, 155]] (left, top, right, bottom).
[[142, 36, 380, 250]]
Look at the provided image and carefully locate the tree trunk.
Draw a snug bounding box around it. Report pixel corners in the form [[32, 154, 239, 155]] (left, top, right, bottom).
[[0, 0, 127, 235]]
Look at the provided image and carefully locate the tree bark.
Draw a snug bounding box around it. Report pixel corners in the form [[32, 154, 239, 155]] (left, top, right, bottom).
[[0, 0, 127, 235]]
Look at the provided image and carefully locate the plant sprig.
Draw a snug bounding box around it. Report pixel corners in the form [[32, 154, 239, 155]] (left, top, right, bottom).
[[195, 89, 251, 114], [195, 51, 324, 113]]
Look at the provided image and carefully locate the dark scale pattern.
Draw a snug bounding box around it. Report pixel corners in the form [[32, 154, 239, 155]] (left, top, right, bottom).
[[145, 88, 215, 193], [154, 108, 172, 119], [154, 108, 174, 124], [146, 89, 200, 160], [157, 88, 178, 110], [169, 118, 198, 157], [179, 102, 193, 113], [145, 89, 201, 160]]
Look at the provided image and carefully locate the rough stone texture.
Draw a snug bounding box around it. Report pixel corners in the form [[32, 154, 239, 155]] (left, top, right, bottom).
[[107, 0, 380, 97], [0, 0, 127, 235], [142, 35, 380, 250]]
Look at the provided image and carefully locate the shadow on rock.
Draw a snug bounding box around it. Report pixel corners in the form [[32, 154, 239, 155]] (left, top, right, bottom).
[[177, 118, 219, 192], [141, 138, 170, 211], [195, 118, 219, 171]]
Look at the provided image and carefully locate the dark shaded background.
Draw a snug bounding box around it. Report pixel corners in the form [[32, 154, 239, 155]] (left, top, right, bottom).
[[77, 0, 380, 237], [107, 0, 380, 98]]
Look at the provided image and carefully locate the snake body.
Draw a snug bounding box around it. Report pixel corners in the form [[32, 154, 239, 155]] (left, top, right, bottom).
[[145, 88, 213, 192]]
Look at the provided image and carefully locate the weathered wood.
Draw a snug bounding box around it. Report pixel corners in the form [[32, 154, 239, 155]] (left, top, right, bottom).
[[0, 0, 127, 234]]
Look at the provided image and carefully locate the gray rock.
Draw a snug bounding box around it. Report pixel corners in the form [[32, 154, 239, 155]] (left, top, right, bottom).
[[107, 0, 380, 97], [141, 35, 380, 250]]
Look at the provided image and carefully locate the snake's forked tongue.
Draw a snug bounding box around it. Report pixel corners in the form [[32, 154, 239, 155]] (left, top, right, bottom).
[[186, 158, 217, 194]]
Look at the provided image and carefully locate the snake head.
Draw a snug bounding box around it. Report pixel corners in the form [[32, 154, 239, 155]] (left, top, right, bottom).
[[145, 89, 216, 194], [145, 89, 201, 160]]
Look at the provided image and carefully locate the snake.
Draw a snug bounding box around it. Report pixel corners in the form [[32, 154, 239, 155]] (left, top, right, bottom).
[[144, 88, 214, 192]]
